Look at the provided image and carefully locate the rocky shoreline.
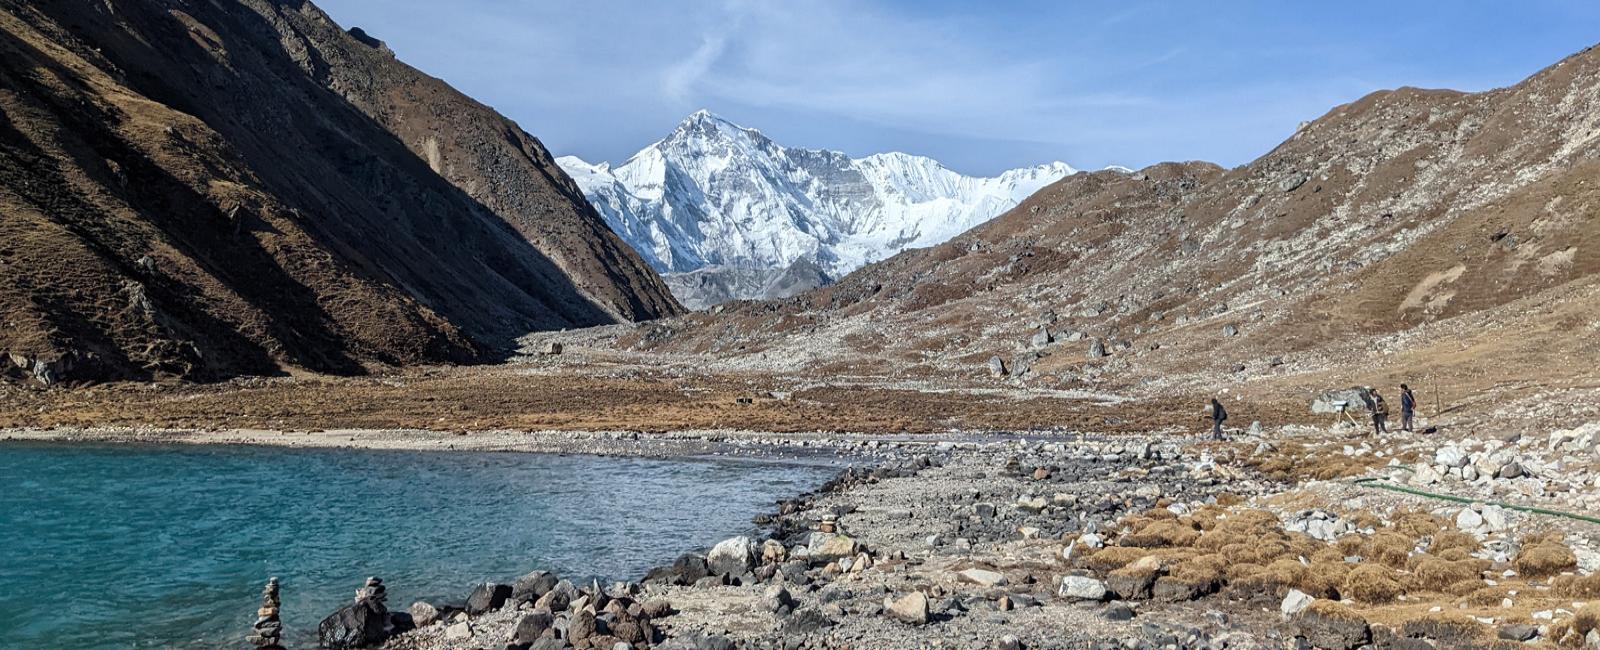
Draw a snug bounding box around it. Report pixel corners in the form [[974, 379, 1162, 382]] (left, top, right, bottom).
[[12, 422, 1600, 650], [294, 433, 1296, 650]]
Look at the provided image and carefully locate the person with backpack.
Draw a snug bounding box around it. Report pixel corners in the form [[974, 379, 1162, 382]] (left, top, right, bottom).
[[1210, 398, 1228, 440], [1399, 384, 1417, 432], [1369, 388, 1390, 434]]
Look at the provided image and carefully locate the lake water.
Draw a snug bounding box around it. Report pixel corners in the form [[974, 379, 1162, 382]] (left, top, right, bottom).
[[0, 441, 834, 649]]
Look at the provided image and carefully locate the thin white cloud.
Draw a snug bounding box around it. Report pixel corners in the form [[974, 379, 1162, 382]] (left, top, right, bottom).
[[662, 36, 727, 102]]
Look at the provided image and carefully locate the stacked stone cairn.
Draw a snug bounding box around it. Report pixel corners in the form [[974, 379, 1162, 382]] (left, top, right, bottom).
[[248, 577, 284, 649]]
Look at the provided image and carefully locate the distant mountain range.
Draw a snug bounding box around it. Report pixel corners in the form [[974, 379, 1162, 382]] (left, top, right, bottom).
[[558, 111, 1085, 307]]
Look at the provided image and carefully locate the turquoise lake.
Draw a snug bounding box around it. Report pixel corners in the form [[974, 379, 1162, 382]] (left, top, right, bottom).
[[0, 441, 834, 649]]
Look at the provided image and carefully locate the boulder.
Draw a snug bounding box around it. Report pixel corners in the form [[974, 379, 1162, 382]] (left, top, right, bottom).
[[1058, 576, 1108, 601], [568, 610, 599, 641], [707, 536, 757, 576], [957, 568, 1008, 587], [1311, 387, 1373, 414], [407, 600, 455, 628], [760, 584, 796, 615], [1435, 446, 1468, 468], [988, 356, 1008, 378], [465, 582, 512, 615], [1031, 328, 1053, 348], [760, 539, 787, 565], [806, 533, 859, 564], [645, 554, 709, 586], [782, 606, 834, 634], [513, 611, 555, 644], [533, 580, 576, 611], [512, 571, 560, 602], [884, 591, 929, 625], [995, 635, 1023, 650], [1280, 589, 1314, 619], [1278, 172, 1308, 193], [317, 600, 390, 649], [1087, 339, 1107, 359]]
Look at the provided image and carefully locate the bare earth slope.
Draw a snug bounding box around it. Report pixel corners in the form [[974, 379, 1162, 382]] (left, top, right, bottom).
[[640, 44, 1600, 404], [0, 0, 679, 384]]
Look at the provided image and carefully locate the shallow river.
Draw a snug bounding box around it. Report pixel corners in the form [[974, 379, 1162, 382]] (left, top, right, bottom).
[[0, 441, 834, 649]]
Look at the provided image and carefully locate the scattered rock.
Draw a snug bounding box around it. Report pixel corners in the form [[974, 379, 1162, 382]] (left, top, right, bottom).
[[884, 591, 930, 625], [465, 582, 511, 615], [707, 536, 757, 576], [1058, 576, 1108, 601]]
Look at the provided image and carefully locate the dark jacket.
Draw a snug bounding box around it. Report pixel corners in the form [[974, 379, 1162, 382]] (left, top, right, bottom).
[[1212, 403, 1228, 422]]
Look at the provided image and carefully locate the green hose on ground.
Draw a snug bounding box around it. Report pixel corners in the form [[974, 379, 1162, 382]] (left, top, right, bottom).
[[1350, 477, 1600, 526]]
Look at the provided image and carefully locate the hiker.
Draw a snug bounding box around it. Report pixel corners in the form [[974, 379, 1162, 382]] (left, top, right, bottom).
[[1399, 384, 1417, 432], [1369, 388, 1389, 435], [1209, 398, 1228, 440]]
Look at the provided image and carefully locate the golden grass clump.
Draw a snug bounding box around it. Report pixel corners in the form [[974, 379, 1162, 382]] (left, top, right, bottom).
[[1302, 600, 1367, 625], [1213, 492, 1243, 507], [1575, 604, 1600, 635], [1335, 534, 1366, 557], [1427, 530, 1481, 555], [1081, 546, 1149, 572], [1194, 528, 1252, 551], [1390, 510, 1445, 538], [1461, 586, 1511, 607], [1553, 572, 1600, 598], [1363, 532, 1416, 569], [1310, 547, 1346, 565], [1222, 540, 1292, 566], [1513, 540, 1578, 578], [1409, 557, 1487, 592], [1168, 554, 1227, 586], [1141, 507, 1178, 521], [1341, 563, 1405, 603], [1121, 520, 1201, 548], [1445, 579, 1487, 597]]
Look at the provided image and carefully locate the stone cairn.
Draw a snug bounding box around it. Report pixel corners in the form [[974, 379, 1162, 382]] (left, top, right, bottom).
[[357, 576, 387, 606], [249, 577, 285, 650]]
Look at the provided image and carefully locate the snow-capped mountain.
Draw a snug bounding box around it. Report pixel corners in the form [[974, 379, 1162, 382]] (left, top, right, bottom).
[[557, 111, 1080, 286]]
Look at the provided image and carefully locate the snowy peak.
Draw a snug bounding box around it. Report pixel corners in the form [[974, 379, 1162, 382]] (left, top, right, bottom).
[[558, 112, 1084, 304]]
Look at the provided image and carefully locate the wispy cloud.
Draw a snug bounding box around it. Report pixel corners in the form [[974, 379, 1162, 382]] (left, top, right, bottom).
[[662, 36, 726, 102]]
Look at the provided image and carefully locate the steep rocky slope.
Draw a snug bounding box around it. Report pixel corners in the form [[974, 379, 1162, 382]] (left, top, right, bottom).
[[640, 44, 1600, 397], [0, 0, 678, 384]]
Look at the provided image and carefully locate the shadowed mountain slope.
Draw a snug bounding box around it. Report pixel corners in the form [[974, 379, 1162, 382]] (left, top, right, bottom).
[[0, 0, 679, 383]]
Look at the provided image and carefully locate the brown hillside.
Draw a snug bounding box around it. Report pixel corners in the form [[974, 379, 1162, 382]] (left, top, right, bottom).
[[639, 44, 1600, 400], [0, 0, 679, 384]]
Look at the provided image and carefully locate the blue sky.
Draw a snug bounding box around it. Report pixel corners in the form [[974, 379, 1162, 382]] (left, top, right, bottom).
[[316, 0, 1600, 176]]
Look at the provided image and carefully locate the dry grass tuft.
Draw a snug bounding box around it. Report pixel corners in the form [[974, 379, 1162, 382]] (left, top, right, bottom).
[[1409, 557, 1486, 592], [1169, 554, 1227, 585], [1553, 572, 1600, 598], [1303, 599, 1367, 625], [1363, 532, 1416, 569], [1427, 530, 1480, 555], [1390, 511, 1444, 538], [1513, 540, 1578, 578], [1461, 586, 1511, 607], [1081, 546, 1149, 572], [1342, 563, 1405, 603], [1122, 520, 1201, 548]]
